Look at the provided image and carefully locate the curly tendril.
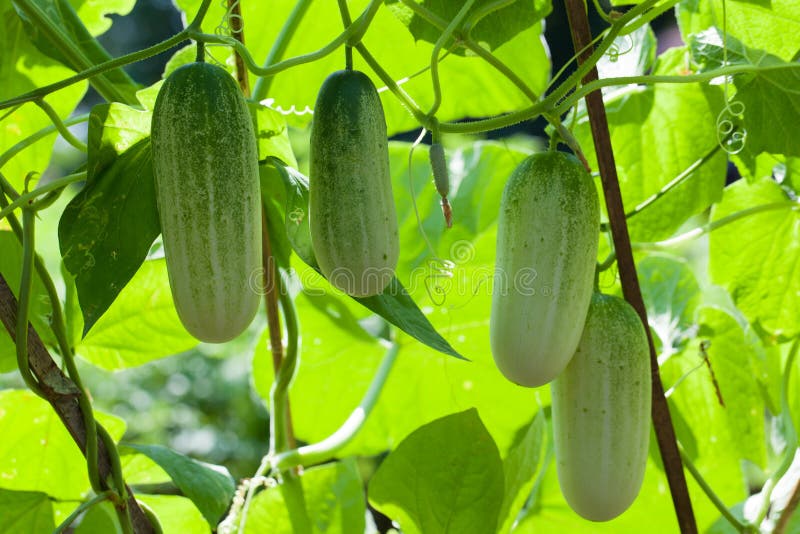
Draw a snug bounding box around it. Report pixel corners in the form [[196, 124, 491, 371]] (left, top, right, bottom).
[[215, 0, 243, 37], [715, 99, 747, 154], [605, 34, 634, 63]]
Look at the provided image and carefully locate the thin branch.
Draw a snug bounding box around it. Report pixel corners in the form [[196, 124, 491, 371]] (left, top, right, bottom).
[[563, 1, 697, 532], [227, 0, 250, 96]]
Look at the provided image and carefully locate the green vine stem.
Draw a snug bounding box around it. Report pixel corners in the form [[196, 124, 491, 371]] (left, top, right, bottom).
[[271, 341, 399, 472], [428, 0, 477, 116], [251, 0, 313, 101], [0, 114, 89, 170], [633, 203, 800, 251], [463, 0, 516, 32], [678, 444, 748, 532], [336, 0, 355, 71], [0, 0, 215, 112], [186, 0, 382, 81], [33, 100, 88, 153], [752, 337, 799, 527], [0, 172, 85, 222], [53, 490, 115, 534], [15, 205, 45, 397]]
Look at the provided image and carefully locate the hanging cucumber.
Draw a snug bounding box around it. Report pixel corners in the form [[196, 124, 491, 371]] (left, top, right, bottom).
[[309, 69, 398, 297], [490, 151, 599, 387], [550, 293, 651, 521], [151, 62, 261, 343]]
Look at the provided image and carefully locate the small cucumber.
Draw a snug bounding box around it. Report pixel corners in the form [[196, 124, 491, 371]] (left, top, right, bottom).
[[551, 293, 652, 521], [309, 70, 398, 297], [490, 151, 599, 387], [151, 62, 261, 343]]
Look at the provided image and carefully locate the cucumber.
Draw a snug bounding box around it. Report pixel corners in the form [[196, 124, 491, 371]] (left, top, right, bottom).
[[490, 151, 599, 387], [151, 62, 261, 343], [551, 293, 651, 521], [309, 70, 398, 297]]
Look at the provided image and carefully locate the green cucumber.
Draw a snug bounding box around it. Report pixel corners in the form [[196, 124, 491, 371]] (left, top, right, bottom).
[[551, 293, 651, 521], [151, 62, 261, 343], [309, 70, 398, 297], [490, 151, 599, 387]]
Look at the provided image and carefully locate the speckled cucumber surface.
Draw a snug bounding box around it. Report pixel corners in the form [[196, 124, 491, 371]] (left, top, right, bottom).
[[151, 62, 261, 343], [490, 151, 599, 387], [309, 70, 398, 297]]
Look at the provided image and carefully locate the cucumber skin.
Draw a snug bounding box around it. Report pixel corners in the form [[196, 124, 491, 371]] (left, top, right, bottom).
[[490, 152, 599, 387], [551, 293, 651, 522], [309, 70, 398, 297], [151, 62, 261, 343]]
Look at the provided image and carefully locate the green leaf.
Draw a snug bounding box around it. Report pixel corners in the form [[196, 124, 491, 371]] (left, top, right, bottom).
[[694, 306, 770, 465], [0, 389, 125, 500], [677, 0, 800, 62], [0, 488, 54, 534], [11, 0, 139, 104], [689, 29, 800, 157], [75, 259, 198, 370], [0, 0, 86, 192], [498, 412, 545, 533], [0, 231, 59, 372], [368, 409, 504, 534], [709, 178, 800, 338], [58, 102, 157, 334], [250, 103, 297, 167], [573, 52, 728, 241], [244, 459, 366, 534], [174, 1, 550, 135], [124, 444, 235, 527], [60, 143, 159, 335], [637, 254, 701, 355], [385, 0, 551, 55]]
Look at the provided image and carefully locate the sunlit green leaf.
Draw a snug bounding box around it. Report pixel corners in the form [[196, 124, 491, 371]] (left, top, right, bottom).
[[368, 409, 504, 534], [499, 412, 545, 533], [0, 389, 125, 499], [76, 259, 198, 369], [124, 443, 235, 526], [709, 178, 800, 338], [0, 488, 54, 534]]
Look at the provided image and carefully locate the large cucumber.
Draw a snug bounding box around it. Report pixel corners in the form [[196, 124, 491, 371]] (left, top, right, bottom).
[[490, 151, 599, 387], [151, 62, 261, 343], [309, 70, 398, 297], [551, 293, 651, 521]]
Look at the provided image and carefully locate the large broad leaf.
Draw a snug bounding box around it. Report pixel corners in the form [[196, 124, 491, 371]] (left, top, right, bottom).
[[253, 141, 541, 458], [0, 489, 54, 534], [689, 29, 800, 158], [75, 259, 198, 369], [677, 0, 800, 62], [709, 178, 800, 338], [243, 459, 366, 533], [0, 389, 126, 500], [368, 409, 505, 534], [385, 0, 551, 54], [174, 0, 551, 135], [124, 443, 235, 527], [0, 0, 86, 193], [11, 0, 139, 104], [572, 48, 728, 242]]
